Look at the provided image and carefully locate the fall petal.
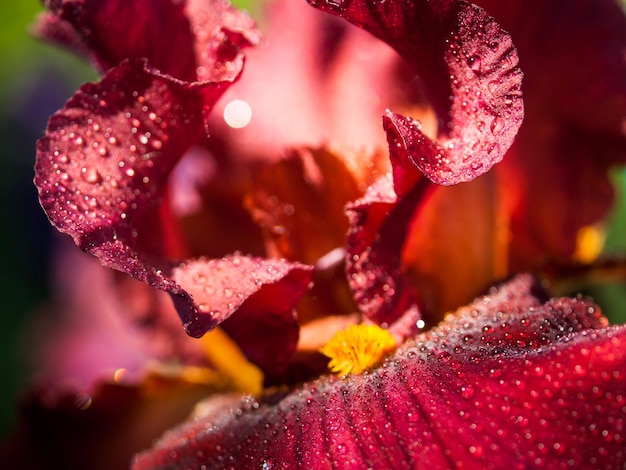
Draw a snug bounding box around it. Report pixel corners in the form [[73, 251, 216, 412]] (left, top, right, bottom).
[[34, 0, 259, 81], [132, 275, 626, 469], [172, 254, 313, 372], [308, 0, 524, 185], [34, 59, 231, 334]]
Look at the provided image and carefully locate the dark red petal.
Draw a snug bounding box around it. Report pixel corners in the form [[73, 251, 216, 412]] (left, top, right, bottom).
[[473, 0, 626, 268], [346, 174, 434, 326], [34, 59, 231, 335], [0, 379, 223, 470], [132, 275, 626, 469], [172, 254, 314, 373], [35, 0, 259, 82], [308, 0, 524, 185]]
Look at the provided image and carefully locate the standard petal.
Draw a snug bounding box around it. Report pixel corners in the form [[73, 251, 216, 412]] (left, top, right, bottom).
[[34, 59, 231, 335], [132, 275, 626, 469], [34, 0, 259, 81], [172, 254, 314, 375], [308, 0, 524, 185]]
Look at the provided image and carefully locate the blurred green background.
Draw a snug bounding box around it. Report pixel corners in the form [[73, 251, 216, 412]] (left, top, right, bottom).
[[0, 0, 624, 439]]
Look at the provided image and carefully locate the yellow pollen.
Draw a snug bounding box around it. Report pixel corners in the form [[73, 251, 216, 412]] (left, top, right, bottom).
[[319, 324, 396, 376]]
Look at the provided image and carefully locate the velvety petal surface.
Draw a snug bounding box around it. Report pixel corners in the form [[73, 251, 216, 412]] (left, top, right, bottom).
[[132, 275, 626, 469], [35, 0, 259, 81], [308, 0, 524, 185], [172, 254, 314, 374], [34, 59, 233, 336]]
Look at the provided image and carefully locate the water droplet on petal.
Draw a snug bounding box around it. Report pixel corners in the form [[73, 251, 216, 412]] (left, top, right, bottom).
[[490, 117, 504, 135], [81, 166, 101, 184]]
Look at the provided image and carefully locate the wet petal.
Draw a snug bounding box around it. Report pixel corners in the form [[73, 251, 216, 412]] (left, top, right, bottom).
[[34, 59, 231, 335], [132, 275, 626, 469], [346, 174, 433, 326], [35, 0, 259, 81], [172, 254, 314, 375], [308, 0, 524, 185]]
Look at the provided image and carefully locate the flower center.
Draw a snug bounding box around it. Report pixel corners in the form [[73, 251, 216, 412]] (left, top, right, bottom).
[[319, 324, 397, 376]]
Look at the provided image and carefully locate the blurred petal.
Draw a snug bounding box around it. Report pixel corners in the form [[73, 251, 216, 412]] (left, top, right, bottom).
[[475, 0, 626, 267], [245, 147, 362, 264], [132, 275, 626, 469], [34, 59, 233, 336], [172, 254, 313, 374], [205, 0, 334, 158], [402, 171, 509, 317], [308, 0, 524, 185], [34, 0, 259, 81], [1, 376, 232, 470]]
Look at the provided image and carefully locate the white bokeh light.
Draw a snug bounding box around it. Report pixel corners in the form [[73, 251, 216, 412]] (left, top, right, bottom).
[[223, 99, 252, 129]]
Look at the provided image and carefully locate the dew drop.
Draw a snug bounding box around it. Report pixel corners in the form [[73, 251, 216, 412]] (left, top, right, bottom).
[[460, 384, 475, 399], [468, 55, 482, 72], [55, 153, 69, 164], [74, 393, 92, 411], [81, 166, 101, 184], [490, 117, 504, 135]]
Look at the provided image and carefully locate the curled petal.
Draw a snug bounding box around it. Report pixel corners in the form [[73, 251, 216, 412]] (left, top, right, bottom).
[[172, 254, 314, 374], [308, 0, 524, 185], [35, 0, 259, 81], [133, 275, 626, 469], [34, 59, 231, 335]]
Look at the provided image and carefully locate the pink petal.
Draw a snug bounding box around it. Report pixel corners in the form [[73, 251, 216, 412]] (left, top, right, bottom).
[[308, 0, 524, 185], [172, 254, 313, 373], [34, 0, 259, 81], [34, 59, 231, 335], [132, 275, 626, 469]]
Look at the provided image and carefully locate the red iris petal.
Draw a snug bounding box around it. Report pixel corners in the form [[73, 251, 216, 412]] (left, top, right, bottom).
[[172, 254, 313, 372], [35, 0, 259, 81], [346, 174, 433, 326], [132, 275, 626, 469], [308, 0, 524, 185], [34, 59, 232, 336]]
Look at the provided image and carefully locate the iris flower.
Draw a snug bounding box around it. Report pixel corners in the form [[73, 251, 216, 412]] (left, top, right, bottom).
[[5, 0, 626, 468]]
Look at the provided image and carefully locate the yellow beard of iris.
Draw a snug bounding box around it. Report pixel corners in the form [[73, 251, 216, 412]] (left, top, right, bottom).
[[319, 324, 397, 377]]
